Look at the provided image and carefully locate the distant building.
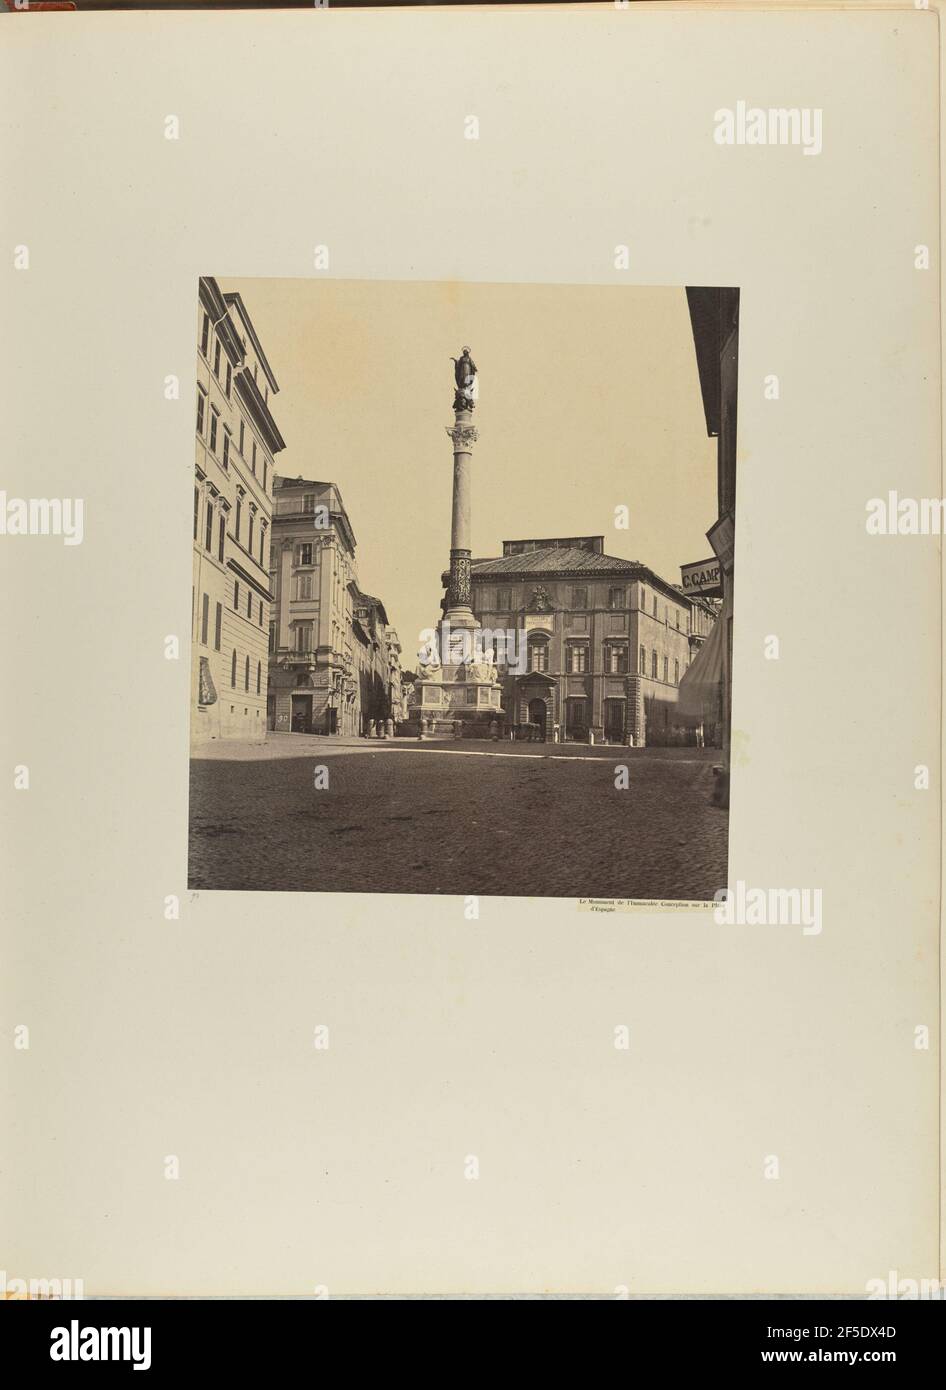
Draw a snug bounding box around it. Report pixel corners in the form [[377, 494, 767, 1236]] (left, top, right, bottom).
[[267, 477, 399, 736], [469, 536, 715, 745], [191, 277, 285, 744], [384, 626, 406, 721]]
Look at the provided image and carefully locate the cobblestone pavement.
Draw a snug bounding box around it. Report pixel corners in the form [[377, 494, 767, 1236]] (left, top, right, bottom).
[[189, 736, 728, 899]]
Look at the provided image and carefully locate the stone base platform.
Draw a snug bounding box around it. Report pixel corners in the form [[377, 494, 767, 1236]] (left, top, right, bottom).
[[399, 710, 505, 740]]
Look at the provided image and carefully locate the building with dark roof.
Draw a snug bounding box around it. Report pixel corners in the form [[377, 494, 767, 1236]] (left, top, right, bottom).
[[464, 535, 717, 745]]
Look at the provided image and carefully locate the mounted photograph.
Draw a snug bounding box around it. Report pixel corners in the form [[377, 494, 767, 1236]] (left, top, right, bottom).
[[188, 278, 737, 900]]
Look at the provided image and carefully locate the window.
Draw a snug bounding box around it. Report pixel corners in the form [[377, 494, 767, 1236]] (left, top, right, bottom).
[[247, 589, 252, 618], [606, 643, 628, 673], [571, 586, 587, 608], [639, 645, 646, 674], [639, 586, 646, 610], [252, 442, 257, 476], [528, 638, 549, 673], [204, 501, 213, 553], [222, 433, 230, 469], [295, 574, 313, 600], [260, 529, 266, 567], [566, 643, 588, 673], [244, 655, 250, 691], [200, 593, 209, 645], [200, 314, 209, 356], [269, 623, 276, 653], [258, 600, 263, 626], [213, 340, 221, 377], [674, 658, 679, 685], [248, 514, 254, 555], [230, 650, 237, 687], [256, 661, 262, 694], [298, 543, 313, 566], [214, 602, 222, 651], [225, 363, 232, 398], [651, 650, 658, 678], [496, 587, 512, 610], [663, 655, 669, 682], [235, 497, 241, 541], [608, 586, 625, 610], [302, 493, 316, 514], [233, 580, 239, 611], [209, 408, 218, 454], [296, 622, 313, 652], [653, 595, 658, 616], [239, 420, 245, 454], [262, 459, 268, 491], [675, 610, 680, 630], [196, 391, 205, 436], [217, 513, 225, 562], [193, 486, 199, 539]]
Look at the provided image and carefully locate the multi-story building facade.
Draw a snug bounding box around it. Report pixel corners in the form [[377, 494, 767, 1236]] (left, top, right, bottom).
[[351, 586, 396, 734], [269, 477, 400, 737], [469, 536, 716, 745], [686, 286, 738, 802], [191, 278, 286, 744]]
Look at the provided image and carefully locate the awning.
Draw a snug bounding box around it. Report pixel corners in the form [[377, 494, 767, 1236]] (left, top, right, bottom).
[[676, 587, 729, 724], [198, 655, 218, 706]]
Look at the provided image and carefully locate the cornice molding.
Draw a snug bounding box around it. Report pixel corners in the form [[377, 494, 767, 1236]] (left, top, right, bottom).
[[226, 557, 274, 602], [235, 368, 286, 455]]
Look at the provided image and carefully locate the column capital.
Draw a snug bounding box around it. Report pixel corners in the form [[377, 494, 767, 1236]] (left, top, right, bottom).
[[446, 423, 479, 450]]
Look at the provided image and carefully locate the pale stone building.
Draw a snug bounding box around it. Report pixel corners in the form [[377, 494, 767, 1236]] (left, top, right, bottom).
[[470, 536, 715, 745], [267, 477, 402, 736], [266, 478, 352, 734], [384, 626, 406, 721], [351, 586, 394, 735], [191, 278, 285, 744]]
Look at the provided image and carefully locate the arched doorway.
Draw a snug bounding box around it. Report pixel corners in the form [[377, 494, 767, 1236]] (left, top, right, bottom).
[[528, 696, 547, 741]]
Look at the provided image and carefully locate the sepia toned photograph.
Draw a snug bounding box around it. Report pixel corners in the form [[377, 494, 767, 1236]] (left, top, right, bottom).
[[3, 0, 942, 1332], [188, 278, 737, 900]]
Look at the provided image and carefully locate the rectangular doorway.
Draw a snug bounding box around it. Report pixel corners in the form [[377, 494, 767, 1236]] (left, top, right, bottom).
[[604, 698, 626, 743], [291, 693, 313, 733], [565, 698, 588, 741]]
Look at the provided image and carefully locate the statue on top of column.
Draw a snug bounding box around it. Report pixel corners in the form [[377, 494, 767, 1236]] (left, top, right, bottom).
[[451, 347, 477, 412]]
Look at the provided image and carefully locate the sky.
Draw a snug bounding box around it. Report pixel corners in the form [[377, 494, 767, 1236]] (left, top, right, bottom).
[[223, 278, 718, 663]]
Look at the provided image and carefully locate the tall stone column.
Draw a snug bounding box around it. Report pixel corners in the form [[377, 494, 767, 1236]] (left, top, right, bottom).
[[408, 347, 504, 733], [444, 408, 479, 630]]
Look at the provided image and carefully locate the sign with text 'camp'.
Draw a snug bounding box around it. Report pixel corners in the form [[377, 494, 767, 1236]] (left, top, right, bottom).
[[680, 558, 722, 595]]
